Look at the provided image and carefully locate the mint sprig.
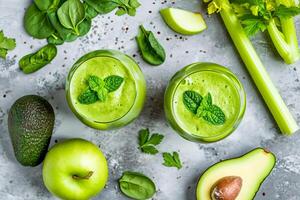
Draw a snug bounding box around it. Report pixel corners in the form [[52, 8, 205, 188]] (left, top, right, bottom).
[[78, 75, 124, 104], [138, 128, 164, 155], [183, 91, 226, 125]]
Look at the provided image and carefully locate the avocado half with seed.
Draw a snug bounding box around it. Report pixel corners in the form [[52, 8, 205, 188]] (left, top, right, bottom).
[[8, 95, 55, 167], [196, 148, 276, 200]]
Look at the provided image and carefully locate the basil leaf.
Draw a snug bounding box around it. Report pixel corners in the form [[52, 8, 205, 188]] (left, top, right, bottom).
[[24, 4, 55, 39], [183, 90, 203, 114], [34, 0, 60, 12], [78, 88, 98, 104], [119, 171, 156, 200], [19, 44, 57, 74], [84, 2, 99, 19], [136, 25, 166, 66], [104, 75, 124, 92], [57, 0, 85, 35]]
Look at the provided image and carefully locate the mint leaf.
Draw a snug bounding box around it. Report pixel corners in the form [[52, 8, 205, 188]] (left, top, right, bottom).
[[88, 75, 105, 91], [162, 152, 182, 169], [97, 87, 108, 102], [104, 75, 124, 92], [196, 93, 226, 125], [138, 128, 164, 155], [274, 5, 300, 19], [183, 90, 203, 114], [78, 88, 98, 104]]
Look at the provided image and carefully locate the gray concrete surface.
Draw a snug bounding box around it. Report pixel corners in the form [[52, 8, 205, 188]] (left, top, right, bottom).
[[1, 0, 300, 199]]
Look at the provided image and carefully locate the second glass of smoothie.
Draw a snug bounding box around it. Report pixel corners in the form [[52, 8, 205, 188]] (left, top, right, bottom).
[[66, 50, 146, 130], [164, 63, 246, 142]]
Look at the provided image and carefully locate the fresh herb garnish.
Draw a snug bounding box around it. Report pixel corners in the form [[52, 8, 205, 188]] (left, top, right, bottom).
[[119, 171, 156, 200], [138, 128, 164, 155], [85, 0, 141, 16], [136, 25, 166, 66], [162, 152, 182, 169], [0, 30, 16, 59], [78, 75, 124, 104], [183, 91, 226, 125], [19, 44, 57, 74]]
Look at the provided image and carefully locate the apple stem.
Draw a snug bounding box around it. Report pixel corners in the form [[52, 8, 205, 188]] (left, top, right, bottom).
[[72, 171, 94, 180]]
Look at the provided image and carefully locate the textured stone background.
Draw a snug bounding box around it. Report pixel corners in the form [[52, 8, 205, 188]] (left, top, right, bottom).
[[1, 0, 300, 199]]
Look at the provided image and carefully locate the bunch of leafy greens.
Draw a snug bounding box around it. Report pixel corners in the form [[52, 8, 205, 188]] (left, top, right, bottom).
[[138, 128, 164, 154], [78, 75, 124, 104], [19, 44, 57, 74], [203, 0, 299, 135], [183, 91, 226, 125], [136, 25, 166, 66], [24, 0, 141, 44], [162, 152, 182, 169], [0, 31, 16, 59], [228, 0, 300, 64], [119, 171, 156, 200]]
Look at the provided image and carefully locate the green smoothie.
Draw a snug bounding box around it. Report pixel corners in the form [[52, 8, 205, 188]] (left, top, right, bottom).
[[66, 50, 146, 130], [164, 63, 246, 142]]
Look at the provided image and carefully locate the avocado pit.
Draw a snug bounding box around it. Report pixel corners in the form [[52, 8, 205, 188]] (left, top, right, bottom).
[[211, 176, 242, 200]]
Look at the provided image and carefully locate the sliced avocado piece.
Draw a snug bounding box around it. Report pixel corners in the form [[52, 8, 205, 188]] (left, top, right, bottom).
[[8, 95, 55, 167], [160, 8, 207, 35], [196, 148, 276, 200]]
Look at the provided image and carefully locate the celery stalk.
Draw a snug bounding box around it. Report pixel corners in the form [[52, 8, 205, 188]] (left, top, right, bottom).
[[211, 0, 299, 134]]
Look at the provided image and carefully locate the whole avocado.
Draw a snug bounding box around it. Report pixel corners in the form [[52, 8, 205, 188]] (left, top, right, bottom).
[[8, 95, 55, 166]]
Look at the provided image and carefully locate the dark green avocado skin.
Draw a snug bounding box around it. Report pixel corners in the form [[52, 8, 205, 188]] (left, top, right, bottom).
[[8, 95, 55, 167]]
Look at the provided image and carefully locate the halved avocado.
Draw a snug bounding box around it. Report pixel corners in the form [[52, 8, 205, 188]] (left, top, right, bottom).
[[196, 148, 276, 200]]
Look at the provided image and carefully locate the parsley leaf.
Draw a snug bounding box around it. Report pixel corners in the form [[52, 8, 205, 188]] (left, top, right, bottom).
[[162, 152, 182, 169], [0, 30, 16, 59], [138, 128, 164, 155], [240, 15, 267, 36]]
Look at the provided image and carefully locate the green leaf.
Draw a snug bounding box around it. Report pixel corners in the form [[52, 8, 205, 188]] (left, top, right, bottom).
[[34, 0, 60, 12], [0, 30, 16, 59], [241, 15, 267, 36], [85, 0, 119, 14], [88, 75, 105, 91], [77, 19, 92, 36], [84, 2, 98, 19], [162, 152, 182, 169], [196, 93, 226, 125], [24, 4, 55, 39], [0, 49, 7, 59], [97, 87, 108, 102], [78, 88, 98, 104], [138, 128, 164, 155], [136, 25, 166, 66], [57, 0, 85, 35], [183, 90, 203, 114], [47, 33, 64, 45], [274, 5, 300, 19], [104, 75, 124, 92], [19, 44, 57, 74], [119, 171, 156, 200]]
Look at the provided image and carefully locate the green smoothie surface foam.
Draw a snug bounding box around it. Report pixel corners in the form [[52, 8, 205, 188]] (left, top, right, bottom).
[[173, 70, 241, 137], [70, 56, 136, 122]]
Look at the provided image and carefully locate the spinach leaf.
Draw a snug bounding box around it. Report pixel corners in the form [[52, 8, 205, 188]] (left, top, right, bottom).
[[48, 11, 77, 42], [0, 30, 16, 59], [47, 33, 64, 45], [119, 171, 156, 200], [85, 0, 140, 16], [24, 4, 55, 39], [19, 44, 57, 74], [84, 2, 98, 19], [57, 0, 85, 35], [78, 19, 92, 36], [136, 25, 166, 66], [34, 0, 60, 12]]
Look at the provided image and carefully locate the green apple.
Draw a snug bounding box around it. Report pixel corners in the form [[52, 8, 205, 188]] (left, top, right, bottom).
[[160, 8, 207, 35], [42, 138, 108, 200]]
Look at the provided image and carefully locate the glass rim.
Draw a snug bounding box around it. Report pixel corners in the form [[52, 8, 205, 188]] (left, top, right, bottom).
[[167, 62, 246, 141], [66, 50, 139, 124]]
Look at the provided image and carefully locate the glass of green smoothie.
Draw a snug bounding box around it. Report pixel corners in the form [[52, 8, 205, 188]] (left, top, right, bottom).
[[164, 63, 246, 143], [66, 50, 146, 130]]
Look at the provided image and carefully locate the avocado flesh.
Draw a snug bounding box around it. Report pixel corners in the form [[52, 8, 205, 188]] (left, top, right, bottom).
[[196, 148, 276, 200], [8, 95, 55, 167]]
